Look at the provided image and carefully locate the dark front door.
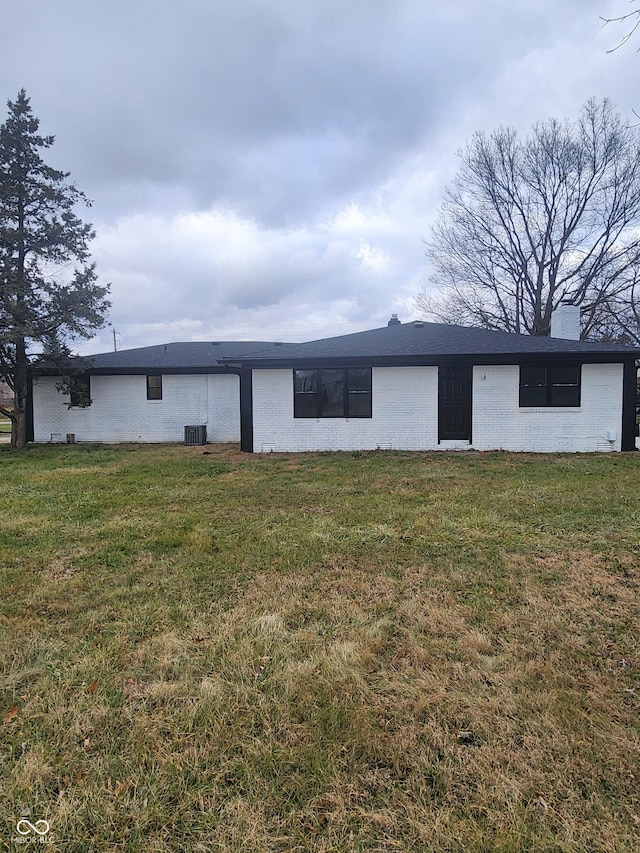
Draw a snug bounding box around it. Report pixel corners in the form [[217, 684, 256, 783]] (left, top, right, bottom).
[[438, 366, 472, 442]]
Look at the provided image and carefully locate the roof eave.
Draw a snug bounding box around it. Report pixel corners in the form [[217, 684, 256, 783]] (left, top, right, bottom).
[[222, 351, 640, 369]]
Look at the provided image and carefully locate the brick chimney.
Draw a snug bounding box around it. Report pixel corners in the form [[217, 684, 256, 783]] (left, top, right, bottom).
[[550, 302, 580, 340]]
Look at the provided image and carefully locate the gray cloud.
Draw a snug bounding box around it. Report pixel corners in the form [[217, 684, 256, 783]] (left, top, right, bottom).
[[0, 0, 636, 350]]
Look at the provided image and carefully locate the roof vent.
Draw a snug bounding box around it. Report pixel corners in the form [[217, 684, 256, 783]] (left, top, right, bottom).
[[414, 321, 424, 329], [211, 342, 220, 346], [387, 314, 401, 326], [274, 342, 283, 346]]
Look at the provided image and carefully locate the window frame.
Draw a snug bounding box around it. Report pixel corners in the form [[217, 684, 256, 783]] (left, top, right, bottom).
[[146, 374, 163, 401], [519, 363, 581, 408], [293, 367, 372, 418]]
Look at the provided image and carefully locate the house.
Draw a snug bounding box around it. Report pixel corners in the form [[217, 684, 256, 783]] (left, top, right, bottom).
[[30, 341, 282, 446], [0, 381, 13, 409], [30, 307, 639, 453]]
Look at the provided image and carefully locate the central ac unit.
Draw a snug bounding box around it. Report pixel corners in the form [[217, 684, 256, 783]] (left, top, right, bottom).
[[184, 425, 207, 446]]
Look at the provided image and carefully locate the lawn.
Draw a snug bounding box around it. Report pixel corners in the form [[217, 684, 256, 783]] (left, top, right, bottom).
[[0, 444, 639, 852]]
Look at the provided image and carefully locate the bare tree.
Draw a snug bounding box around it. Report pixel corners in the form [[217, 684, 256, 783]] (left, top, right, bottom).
[[418, 99, 640, 341], [590, 281, 640, 343], [601, 3, 640, 52]]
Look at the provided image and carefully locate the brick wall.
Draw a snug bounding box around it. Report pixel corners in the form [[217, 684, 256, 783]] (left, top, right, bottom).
[[252, 363, 625, 453], [33, 362, 626, 452], [252, 367, 438, 452], [32, 373, 240, 443], [472, 363, 624, 452]]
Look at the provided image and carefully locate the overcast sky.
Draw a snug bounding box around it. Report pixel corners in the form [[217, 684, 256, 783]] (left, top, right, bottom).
[[1, 0, 638, 352]]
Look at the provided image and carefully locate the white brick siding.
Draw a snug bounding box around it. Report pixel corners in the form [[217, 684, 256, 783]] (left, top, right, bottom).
[[253, 366, 438, 452], [472, 363, 624, 452], [252, 363, 625, 453], [32, 373, 240, 443], [33, 362, 626, 452]]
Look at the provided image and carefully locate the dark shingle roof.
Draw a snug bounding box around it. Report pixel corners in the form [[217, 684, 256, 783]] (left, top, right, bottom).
[[220, 321, 640, 364], [79, 341, 290, 371], [36, 322, 639, 375]]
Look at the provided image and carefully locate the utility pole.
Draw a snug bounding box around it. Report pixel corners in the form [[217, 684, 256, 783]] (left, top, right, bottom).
[[112, 328, 120, 352]]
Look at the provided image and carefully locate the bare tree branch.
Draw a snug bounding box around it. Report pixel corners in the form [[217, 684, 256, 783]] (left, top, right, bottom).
[[601, 4, 640, 52], [419, 99, 640, 343]]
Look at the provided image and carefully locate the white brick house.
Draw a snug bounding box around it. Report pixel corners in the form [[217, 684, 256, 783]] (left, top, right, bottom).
[[30, 341, 283, 446], [30, 315, 639, 453]]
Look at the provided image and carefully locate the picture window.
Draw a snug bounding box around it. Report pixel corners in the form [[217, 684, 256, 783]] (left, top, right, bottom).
[[293, 368, 372, 418]]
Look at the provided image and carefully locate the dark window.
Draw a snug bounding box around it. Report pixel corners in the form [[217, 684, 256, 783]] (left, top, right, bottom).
[[294, 368, 372, 418], [69, 375, 91, 407], [146, 375, 163, 400], [347, 368, 373, 418], [293, 369, 318, 417], [320, 369, 344, 417], [519, 367, 547, 407], [519, 364, 580, 407]]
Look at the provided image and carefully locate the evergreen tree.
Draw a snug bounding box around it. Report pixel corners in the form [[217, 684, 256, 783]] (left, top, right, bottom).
[[0, 90, 110, 448]]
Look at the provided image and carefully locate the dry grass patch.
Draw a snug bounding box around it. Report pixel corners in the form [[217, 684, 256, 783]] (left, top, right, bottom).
[[0, 446, 639, 850]]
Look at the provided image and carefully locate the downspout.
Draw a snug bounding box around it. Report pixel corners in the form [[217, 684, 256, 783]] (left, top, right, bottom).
[[26, 371, 34, 443]]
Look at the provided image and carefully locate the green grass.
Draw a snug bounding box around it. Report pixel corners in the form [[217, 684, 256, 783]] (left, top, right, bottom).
[[1, 444, 639, 851]]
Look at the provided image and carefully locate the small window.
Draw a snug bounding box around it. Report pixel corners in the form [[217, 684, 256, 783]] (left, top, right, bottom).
[[519, 364, 580, 407], [69, 375, 91, 407], [293, 368, 372, 418], [146, 375, 162, 400]]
